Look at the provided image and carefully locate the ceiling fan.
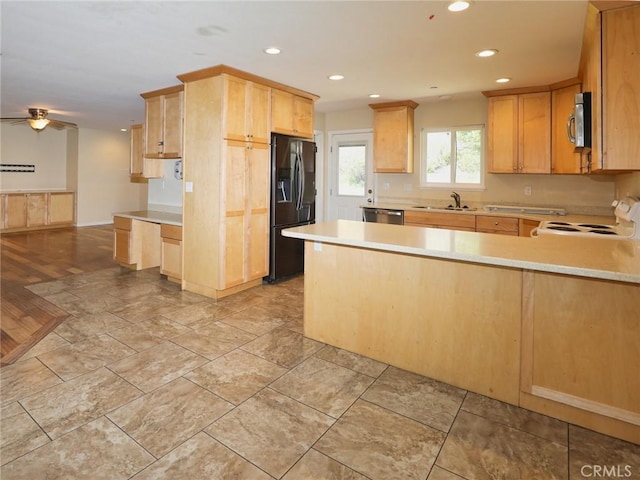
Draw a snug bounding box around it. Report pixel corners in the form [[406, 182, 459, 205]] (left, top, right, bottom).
[[0, 108, 77, 131]]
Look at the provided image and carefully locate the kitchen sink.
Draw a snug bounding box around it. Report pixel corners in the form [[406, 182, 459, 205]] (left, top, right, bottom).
[[412, 205, 477, 212]]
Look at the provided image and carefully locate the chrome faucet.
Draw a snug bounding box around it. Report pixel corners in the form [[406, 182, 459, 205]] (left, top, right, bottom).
[[450, 191, 461, 209]]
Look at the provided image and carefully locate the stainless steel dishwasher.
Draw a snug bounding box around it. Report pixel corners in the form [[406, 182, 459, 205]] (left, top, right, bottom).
[[362, 207, 404, 225]]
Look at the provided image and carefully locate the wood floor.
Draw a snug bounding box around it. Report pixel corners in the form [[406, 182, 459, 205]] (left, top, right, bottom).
[[0, 225, 114, 365]]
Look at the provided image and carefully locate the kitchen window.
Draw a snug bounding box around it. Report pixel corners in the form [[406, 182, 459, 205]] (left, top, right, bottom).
[[420, 125, 485, 189]]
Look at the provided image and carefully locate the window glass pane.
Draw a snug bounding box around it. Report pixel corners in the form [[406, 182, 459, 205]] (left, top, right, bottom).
[[425, 131, 451, 183], [455, 129, 481, 184], [338, 144, 365, 196]]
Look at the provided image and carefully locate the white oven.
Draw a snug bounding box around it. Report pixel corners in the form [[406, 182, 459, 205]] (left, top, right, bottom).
[[532, 197, 640, 240]]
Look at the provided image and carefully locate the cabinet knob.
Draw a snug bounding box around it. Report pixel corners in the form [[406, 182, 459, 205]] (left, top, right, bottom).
[[495, 222, 499, 225]]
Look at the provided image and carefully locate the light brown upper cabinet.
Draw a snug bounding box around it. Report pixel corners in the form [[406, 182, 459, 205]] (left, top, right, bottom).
[[551, 82, 584, 174], [370, 100, 418, 173], [486, 92, 551, 174], [129, 124, 162, 180], [581, 3, 640, 172], [224, 77, 271, 144], [271, 89, 314, 139], [141, 85, 183, 159]]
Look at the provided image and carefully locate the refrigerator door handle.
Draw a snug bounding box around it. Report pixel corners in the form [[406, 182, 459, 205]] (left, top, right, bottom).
[[296, 152, 304, 211]]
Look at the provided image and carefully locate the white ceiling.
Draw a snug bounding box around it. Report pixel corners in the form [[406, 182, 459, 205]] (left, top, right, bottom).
[[1, 1, 588, 131]]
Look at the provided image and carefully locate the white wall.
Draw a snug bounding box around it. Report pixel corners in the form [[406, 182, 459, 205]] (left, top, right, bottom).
[[76, 128, 147, 226], [147, 159, 183, 213], [0, 124, 68, 190], [323, 97, 617, 215]]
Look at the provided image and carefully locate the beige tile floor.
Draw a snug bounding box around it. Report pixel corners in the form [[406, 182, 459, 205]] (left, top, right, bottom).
[[1, 267, 639, 479]]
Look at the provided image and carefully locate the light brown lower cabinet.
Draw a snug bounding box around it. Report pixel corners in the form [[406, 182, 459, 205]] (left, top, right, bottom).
[[519, 218, 540, 237], [161, 224, 182, 282], [404, 210, 476, 231], [48, 192, 75, 225], [113, 216, 161, 270], [1, 191, 75, 233], [476, 215, 519, 235]]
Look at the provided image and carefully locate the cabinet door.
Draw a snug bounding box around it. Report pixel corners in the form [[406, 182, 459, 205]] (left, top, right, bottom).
[[114, 229, 132, 264], [293, 95, 314, 139], [162, 91, 183, 158], [247, 143, 270, 280], [224, 78, 271, 144], [161, 224, 182, 281], [26, 193, 47, 227], [601, 5, 640, 171], [518, 92, 551, 173], [144, 95, 164, 158], [581, 4, 602, 172], [130, 124, 144, 177], [49, 192, 75, 225], [161, 239, 182, 280], [552, 84, 583, 174], [487, 96, 518, 173], [221, 140, 248, 288], [522, 273, 640, 433], [113, 216, 133, 264], [271, 89, 295, 136], [249, 83, 271, 144], [224, 76, 249, 142], [372, 105, 415, 173], [5, 195, 27, 229]]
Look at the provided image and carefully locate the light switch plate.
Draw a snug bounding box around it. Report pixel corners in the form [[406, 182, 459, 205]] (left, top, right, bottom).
[[185, 181, 193, 193]]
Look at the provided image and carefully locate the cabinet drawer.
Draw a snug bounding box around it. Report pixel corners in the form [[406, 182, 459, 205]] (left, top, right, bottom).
[[113, 216, 132, 231], [476, 215, 519, 234], [161, 224, 182, 241], [404, 211, 476, 229]]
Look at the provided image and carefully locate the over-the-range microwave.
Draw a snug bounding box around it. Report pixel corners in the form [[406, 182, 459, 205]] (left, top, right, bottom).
[[567, 91, 592, 151]]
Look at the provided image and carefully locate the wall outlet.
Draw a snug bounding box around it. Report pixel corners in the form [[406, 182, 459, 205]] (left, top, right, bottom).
[[524, 185, 532, 196], [403, 183, 413, 192], [383, 182, 390, 190]]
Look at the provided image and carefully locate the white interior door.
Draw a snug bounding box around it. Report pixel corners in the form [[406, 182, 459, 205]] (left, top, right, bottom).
[[326, 130, 373, 221]]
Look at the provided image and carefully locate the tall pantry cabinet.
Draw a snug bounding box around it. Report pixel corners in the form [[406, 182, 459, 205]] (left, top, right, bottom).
[[177, 65, 317, 299]]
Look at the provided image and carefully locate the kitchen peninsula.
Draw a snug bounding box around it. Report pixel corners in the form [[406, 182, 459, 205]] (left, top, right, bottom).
[[283, 220, 640, 443]]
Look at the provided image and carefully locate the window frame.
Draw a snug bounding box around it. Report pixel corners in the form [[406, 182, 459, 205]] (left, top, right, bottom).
[[419, 124, 486, 191]]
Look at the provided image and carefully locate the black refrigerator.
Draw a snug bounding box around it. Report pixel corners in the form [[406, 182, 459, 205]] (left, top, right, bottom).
[[266, 133, 316, 282]]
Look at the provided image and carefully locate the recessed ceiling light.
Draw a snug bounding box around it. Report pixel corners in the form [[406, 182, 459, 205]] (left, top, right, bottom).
[[264, 47, 281, 55], [448, 1, 470, 12], [475, 49, 498, 58], [439, 95, 452, 100], [369, 93, 380, 98], [328, 74, 344, 81], [121, 128, 128, 132], [496, 77, 511, 83]]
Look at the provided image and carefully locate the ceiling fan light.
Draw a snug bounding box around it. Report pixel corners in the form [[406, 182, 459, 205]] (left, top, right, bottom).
[[27, 118, 50, 131]]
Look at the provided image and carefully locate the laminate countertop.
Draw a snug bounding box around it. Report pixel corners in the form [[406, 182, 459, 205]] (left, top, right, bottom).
[[113, 210, 182, 227], [283, 220, 640, 284]]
